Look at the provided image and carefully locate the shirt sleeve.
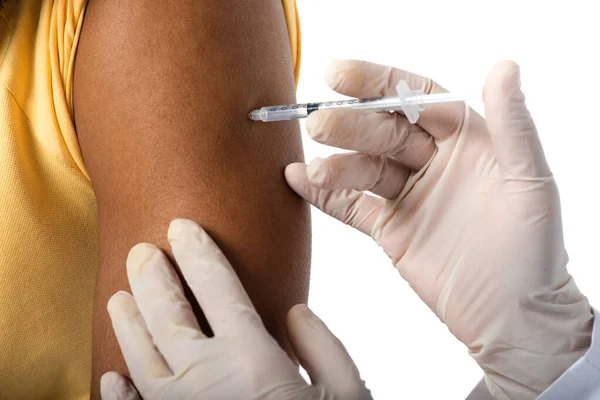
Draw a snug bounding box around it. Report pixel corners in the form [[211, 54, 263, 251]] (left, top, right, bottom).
[[50, 0, 89, 178], [466, 308, 600, 400], [0, 0, 89, 177]]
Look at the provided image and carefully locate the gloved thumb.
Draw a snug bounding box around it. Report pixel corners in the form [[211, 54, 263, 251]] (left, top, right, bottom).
[[484, 61, 551, 179], [100, 372, 141, 400], [286, 304, 372, 400]]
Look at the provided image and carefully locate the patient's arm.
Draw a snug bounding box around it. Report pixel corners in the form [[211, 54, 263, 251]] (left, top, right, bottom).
[[72, 1, 310, 397]]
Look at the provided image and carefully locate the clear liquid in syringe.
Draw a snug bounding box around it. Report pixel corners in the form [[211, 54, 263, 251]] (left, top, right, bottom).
[[250, 96, 388, 122]]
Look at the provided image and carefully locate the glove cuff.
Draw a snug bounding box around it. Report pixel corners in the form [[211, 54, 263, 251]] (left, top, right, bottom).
[[471, 277, 593, 400]]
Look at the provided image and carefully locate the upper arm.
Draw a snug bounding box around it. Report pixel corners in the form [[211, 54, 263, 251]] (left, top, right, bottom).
[[72, 0, 310, 396]]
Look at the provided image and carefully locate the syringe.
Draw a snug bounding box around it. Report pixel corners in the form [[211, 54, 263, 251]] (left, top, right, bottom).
[[249, 80, 467, 124]]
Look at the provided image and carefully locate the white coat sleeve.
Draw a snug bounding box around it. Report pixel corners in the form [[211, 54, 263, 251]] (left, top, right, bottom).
[[466, 309, 600, 400]]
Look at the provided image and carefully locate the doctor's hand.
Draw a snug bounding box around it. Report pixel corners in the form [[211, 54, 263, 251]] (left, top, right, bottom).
[[100, 219, 371, 400], [285, 60, 593, 400]]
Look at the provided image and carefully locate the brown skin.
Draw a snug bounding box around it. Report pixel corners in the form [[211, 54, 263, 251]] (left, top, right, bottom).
[[72, 1, 310, 397]]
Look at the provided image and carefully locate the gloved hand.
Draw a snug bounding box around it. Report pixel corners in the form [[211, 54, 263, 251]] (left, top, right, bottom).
[[285, 60, 593, 400], [100, 218, 372, 400]]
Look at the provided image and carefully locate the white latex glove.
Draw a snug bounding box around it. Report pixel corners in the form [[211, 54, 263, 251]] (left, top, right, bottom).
[[285, 60, 593, 400], [100, 218, 372, 400]]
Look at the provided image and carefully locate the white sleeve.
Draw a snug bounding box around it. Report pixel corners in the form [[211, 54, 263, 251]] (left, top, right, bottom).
[[466, 308, 600, 400], [465, 379, 495, 400]]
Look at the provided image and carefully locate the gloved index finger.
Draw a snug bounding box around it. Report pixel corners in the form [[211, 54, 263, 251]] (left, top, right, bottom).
[[126, 243, 206, 372], [167, 219, 265, 338], [324, 60, 466, 140], [106, 292, 172, 388]]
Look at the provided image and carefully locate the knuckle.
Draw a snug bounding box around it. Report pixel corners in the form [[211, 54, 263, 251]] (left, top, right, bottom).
[[424, 77, 436, 94], [384, 65, 397, 94], [316, 161, 334, 188], [166, 324, 203, 341], [388, 117, 413, 157], [341, 191, 363, 227], [223, 302, 263, 330]]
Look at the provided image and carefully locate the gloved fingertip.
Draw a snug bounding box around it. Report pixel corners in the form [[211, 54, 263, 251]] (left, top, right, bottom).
[[290, 303, 326, 332], [288, 303, 311, 320], [167, 218, 190, 239], [284, 163, 309, 191], [126, 243, 159, 280], [484, 60, 522, 103], [127, 243, 157, 266], [484, 61, 548, 178], [167, 218, 206, 243], [287, 304, 326, 353], [284, 162, 306, 177], [107, 291, 131, 315], [288, 305, 368, 395], [100, 372, 119, 400], [101, 372, 139, 400], [306, 158, 328, 187], [324, 59, 344, 87]]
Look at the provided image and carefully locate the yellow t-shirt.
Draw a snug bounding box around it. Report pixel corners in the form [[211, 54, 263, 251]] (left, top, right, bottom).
[[0, 1, 301, 398]]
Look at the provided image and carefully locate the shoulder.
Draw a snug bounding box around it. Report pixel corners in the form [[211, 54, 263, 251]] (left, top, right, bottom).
[[0, 0, 90, 176]]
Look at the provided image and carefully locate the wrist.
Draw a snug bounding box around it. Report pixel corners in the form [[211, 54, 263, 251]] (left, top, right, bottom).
[[471, 291, 593, 400]]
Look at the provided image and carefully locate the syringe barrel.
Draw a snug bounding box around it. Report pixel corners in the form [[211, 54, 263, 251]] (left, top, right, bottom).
[[249, 97, 399, 122], [249, 106, 309, 122]]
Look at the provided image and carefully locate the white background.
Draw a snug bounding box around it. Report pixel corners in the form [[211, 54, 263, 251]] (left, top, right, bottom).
[[295, 1, 600, 398]]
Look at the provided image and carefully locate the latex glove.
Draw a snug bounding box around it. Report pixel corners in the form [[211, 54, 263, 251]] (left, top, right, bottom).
[[285, 60, 593, 400], [101, 218, 371, 400]]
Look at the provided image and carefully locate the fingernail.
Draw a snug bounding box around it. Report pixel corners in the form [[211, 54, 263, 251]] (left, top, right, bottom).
[[292, 303, 315, 321], [100, 373, 117, 400], [325, 60, 342, 86], [284, 163, 310, 195], [101, 372, 132, 400], [498, 61, 522, 92], [505, 64, 525, 104], [296, 303, 311, 314], [107, 291, 129, 315], [512, 63, 521, 87], [167, 218, 206, 244], [167, 218, 186, 242], [127, 243, 155, 263], [126, 243, 157, 279], [284, 163, 300, 182], [306, 158, 327, 187], [284, 163, 294, 177], [300, 305, 326, 329]]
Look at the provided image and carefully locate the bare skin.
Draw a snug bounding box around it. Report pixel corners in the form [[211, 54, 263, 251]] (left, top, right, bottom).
[[72, 1, 310, 397]]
